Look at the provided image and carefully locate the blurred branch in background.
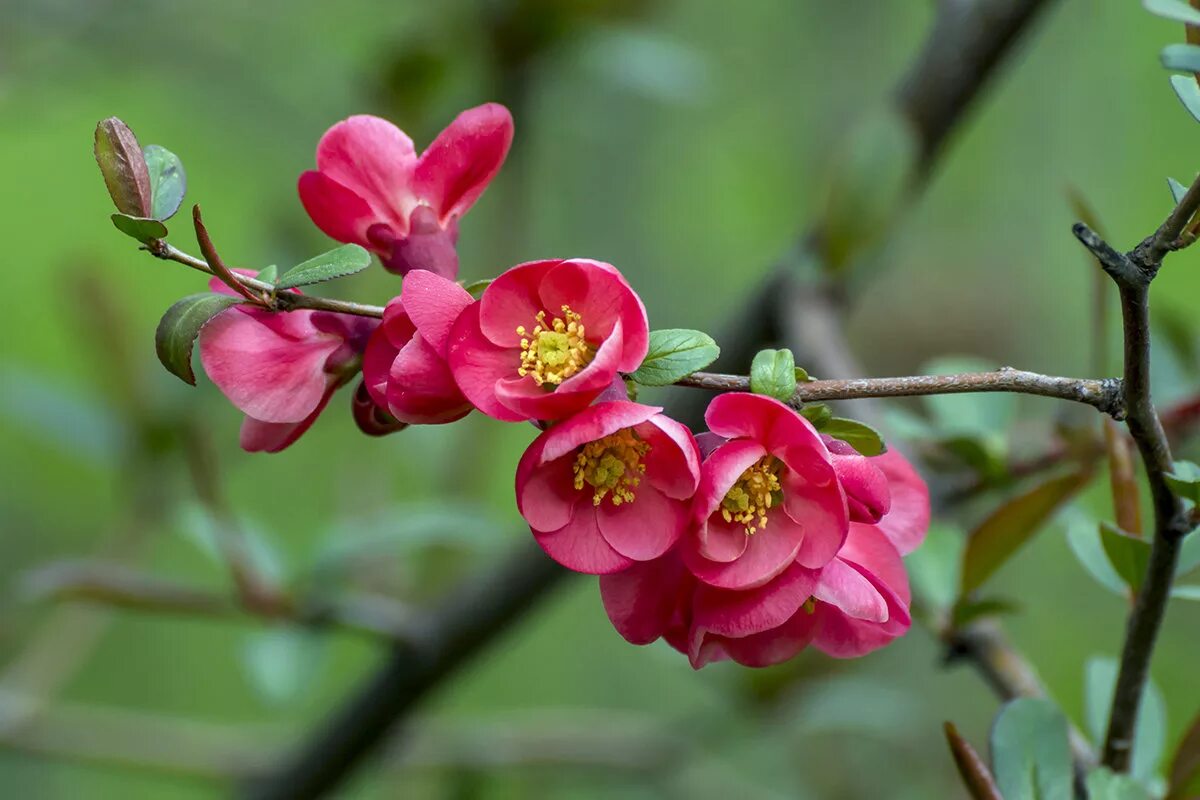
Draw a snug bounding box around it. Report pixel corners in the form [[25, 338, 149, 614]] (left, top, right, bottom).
[[247, 1, 1062, 798]]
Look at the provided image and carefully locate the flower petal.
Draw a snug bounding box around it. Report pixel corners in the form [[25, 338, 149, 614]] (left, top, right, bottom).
[[446, 302, 525, 422], [812, 558, 888, 623], [516, 440, 579, 534], [599, 554, 692, 646], [479, 260, 556, 347], [401, 269, 474, 356], [872, 448, 930, 556], [238, 382, 336, 453], [314, 115, 416, 233], [199, 307, 340, 423], [536, 259, 650, 370], [297, 171, 378, 245], [692, 561, 818, 638], [839, 523, 910, 605], [493, 319, 625, 421], [537, 401, 661, 464], [826, 437, 891, 523], [639, 415, 701, 500], [597, 485, 685, 561], [690, 607, 817, 669], [387, 334, 472, 424], [686, 514, 803, 590], [413, 103, 513, 224], [534, 508, 633, 574]]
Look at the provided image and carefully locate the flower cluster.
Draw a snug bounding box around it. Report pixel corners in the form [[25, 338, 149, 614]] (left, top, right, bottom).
[[196, 104, 930, 669]]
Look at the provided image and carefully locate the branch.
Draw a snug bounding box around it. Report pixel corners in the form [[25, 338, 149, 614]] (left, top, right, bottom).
[[1072, 220, 1194, 772], [244, 542, 567, 800], [21, 561, 422, 642], [149, 242, 385, 319], [676, 368, 1124, 418], [251, 2, 1062, 796], [944, 623, 1095, 782]]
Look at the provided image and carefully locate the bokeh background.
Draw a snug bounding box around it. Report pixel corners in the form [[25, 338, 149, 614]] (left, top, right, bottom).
[[2, 0, 1199, 797]]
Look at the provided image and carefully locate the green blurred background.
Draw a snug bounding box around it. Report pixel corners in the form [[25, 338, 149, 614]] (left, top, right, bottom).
[[1, 0, 1198, 797]]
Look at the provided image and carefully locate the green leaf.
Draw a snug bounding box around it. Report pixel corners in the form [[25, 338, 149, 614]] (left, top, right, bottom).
[[907, 523, 964, 614], [960, 469, 1092, 594], [1099, 522, 1152, 591], [628, 329, 720, 386], [1145, 0, 1200, 25], [1171, 74, 1200, 124], [750, 348, 797, 402], [1168, 176, 1191, 205], [1177, 529, 1200, 577], [255, 264, 278, 285], [794, 366, 812, 382], [93, 117, 151, 217], [799, 403, 833, 429], [1165, 459, 1200, 503], [154, 293, 241, 385], [1168, 709, 1200, 799], [1171, 584, 1200, 600], [989, 698, 1073, 800], [241, 626, 324, 705], [1164, 44, 1200, 76], [111, 212, 167, 244], [276, 244, 372, 289], [1086, 768, 1153, 800], [1085, 656, 1166, 784], [1066, 512, 1128, 597], [462, 278, 492, 296], [142, 144, 186, 220], [822, 417, 886, 456]]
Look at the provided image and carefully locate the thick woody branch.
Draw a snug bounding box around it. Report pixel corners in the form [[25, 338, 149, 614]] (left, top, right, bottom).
[[244, 542, 567, 800], [1072, 220, 1194, 772], [676, 369, 1124, 418]]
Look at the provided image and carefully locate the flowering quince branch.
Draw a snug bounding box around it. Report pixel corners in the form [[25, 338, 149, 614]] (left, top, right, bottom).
[[95, 1, 1184, 796], [676, 368, 1125, 418], [1070, 171, 1200, 773]]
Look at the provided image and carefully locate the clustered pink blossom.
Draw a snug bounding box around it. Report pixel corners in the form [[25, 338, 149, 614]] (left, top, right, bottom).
[[196, 103, 931, 670]]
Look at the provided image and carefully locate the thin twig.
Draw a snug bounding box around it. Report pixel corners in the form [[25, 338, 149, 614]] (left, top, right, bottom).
[[21, 561, 422, 642], [676, 369, 1125, 418], [149, 242, 385, 319]]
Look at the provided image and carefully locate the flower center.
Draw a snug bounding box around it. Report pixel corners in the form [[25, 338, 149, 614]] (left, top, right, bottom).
[[517, 305, 594, 387], [721, 456, 784, 535], [572, 428, 650, 506]]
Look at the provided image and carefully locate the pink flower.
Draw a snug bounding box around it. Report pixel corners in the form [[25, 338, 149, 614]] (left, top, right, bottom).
[[601, 436, 929, 669], [198, 276, 376, 453], [516, 401, 700, 574], [447, 259, 649, 422], [601, 525, 912, 669], [684, 393, 849, 591], [870, 447, 931, 555], [298, 104, 514, 278], [361, 270, 474, 424]]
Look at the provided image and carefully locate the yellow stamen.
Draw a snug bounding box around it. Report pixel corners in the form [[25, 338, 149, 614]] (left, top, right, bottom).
[[517, 305, 594, 387], [572, 428, 650, 506], [720, 456, 784, 535]]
